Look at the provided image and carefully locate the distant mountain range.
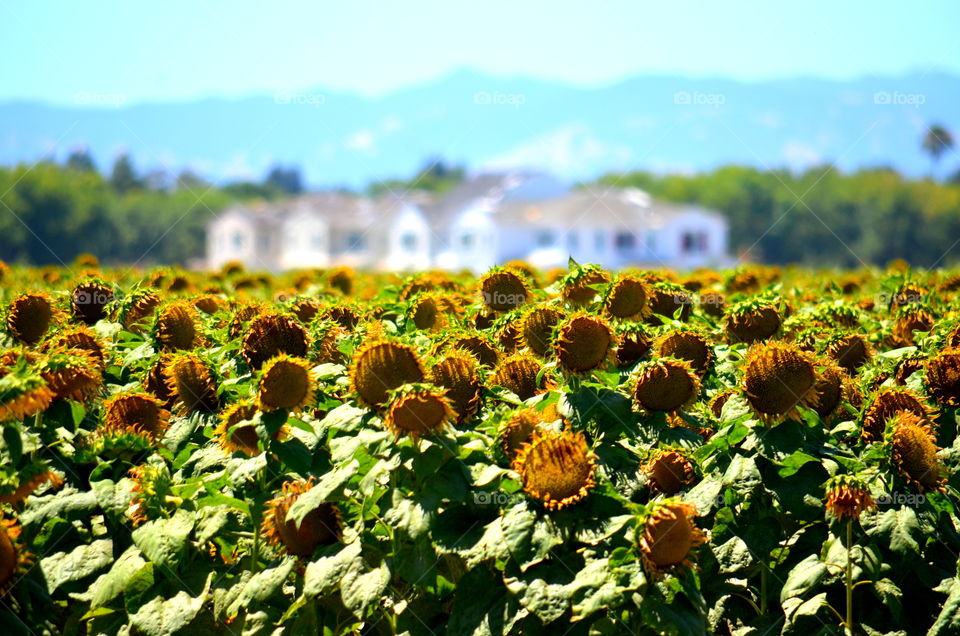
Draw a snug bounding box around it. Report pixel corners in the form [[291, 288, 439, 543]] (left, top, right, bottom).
[[1, 70, 957, 188]]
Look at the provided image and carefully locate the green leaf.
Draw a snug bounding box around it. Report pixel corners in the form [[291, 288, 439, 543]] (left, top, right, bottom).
[[128, 580, 210, 636], [87, 545, 147, 609], [21, 487, 98, 527], [225, 557, 296, 616], [929, 579, 960, 635], [780, 554, 828, 603], [303, 540, 362, 597], [504, 576, 569, 624], [713, 536, 753, 575], [777, 450, 819, 477], [286, 459, 359, 526], [132, 509, 195, 568], [340, 558, 390, 615], [40, 539, 114, 593], [2, 426, 22, 463], [867, 507, 922, 555]]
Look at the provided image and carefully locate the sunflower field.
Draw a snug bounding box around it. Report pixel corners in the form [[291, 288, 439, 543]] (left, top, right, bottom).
[[3, 256, 960, 636]]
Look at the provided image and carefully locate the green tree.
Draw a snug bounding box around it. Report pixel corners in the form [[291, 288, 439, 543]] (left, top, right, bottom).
[[65, 148, 97, 172], [109, 153, 142, 194], [922, 124, 955, 178]]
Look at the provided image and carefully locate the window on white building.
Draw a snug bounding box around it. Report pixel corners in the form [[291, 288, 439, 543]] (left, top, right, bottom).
[[615, 232, 636, 251], [346, 233, 366, 252], [681, 232, 709, 254], [594, 230, 606, 252], [401, 233, 418, 251], [232, 232, 245, 251], [461, 233, 474, 249], [537, 231, 556, 247]]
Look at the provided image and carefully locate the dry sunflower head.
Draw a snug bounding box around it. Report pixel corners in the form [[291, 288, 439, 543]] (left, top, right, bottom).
[[613, 322, 653, 368], [479, 267, 530, 312], [553, 313, 614, 374], [262, 478, 342, 557], [638, 500, 706, 576], [824, 475, 876, 521], [925, 348, 960, 407], [242, 312, 310, 370], [257, 354, 315, 412], [633, 357, 700, 414], [71, 279, 114, 325], [560, 264, 611, 307], [643, 449, 697, 495], [383, 383, 455, 440], [888, 411, 945, 492], [430, 351, 483, 425], [655, 329, 714, 377], [520, 305, 564, 358], [724, 298, 781, 343], [349, 339, 425, 408], [741, 342, 818, 422], [163, 353, 219, 414], [103, 392, 170, 442], [6, 292, 58, 345], [602, 275, 650, 320], [153, 301, 198, 351], [512, 429, 596, 510], [860, 387, 936, 442], [489, 353, 550, 402], [496, 408, 545, 461]]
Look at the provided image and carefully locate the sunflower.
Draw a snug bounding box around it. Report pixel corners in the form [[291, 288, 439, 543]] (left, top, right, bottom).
[[724, 299, 781, 343], [889, 412, 945, 492], [708, 389, 736, 419], [118, 290, 162, 334], [7, 293, 57, 345], [894, 352, 926, 386], [603, 275, 650, 319], [643, 450, 696, 495], [163, 353, 219, 414], [520, 305, 563, 358], [812, 358, 848, 420], [241, 313, 310, 370], [0, 354, 55, 422], [633, 358, 700, 414], [490, 353, 550, 401], [613, 322, 652, 368], [638, 500, 706, 576], [71, 279, 113, 325], [824, 475, 876, 521], [0, 467, 63, 504], [153, 301, 198, 352], [479, 268, 530, 312], [349, 340, 425, 408], [824, 333, 871, 375], [698, 291, 726, 318], [103, 392, 170, 442], [560, 265, 611, 307], [512, 429, 596, 510], [39, 347, 103, 401], [889, 284, 927, 310], [257, 355, 315, 412], [214, 401, 286, 456], [925, 348, 960, 407], [308, 318, 346, 365], [554, 313, 614, 374], [440, 332, 500, 368], [741, 342, 818, 422], [860, 387, 936, 442], [430, 351, 483, 424], [496, 408, 545, 461], [262, 479, 343, 557], [655, 329, 714, 377], [128, 464, 179, 526], [383, 384, 455, 440], [327, 266, 355, 295], [891, 305, 936, 347], [0, 515, 32, 596], [645, 282, 693, 324], [193, 295, 222, 316], [44, 325, 105, 366]]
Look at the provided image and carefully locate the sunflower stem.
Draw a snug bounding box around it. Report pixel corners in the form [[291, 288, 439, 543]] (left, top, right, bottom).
[[845, 520, 854, 636], [760, 564, 768, 615]]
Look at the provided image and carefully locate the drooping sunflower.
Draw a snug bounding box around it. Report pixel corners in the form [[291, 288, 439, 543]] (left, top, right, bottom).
[[698, 291, 726, 318], [888, 412, 945, 492], [633, 357, 700, 415], [655, 329, 714, 377], [496, 408, 545, 461], [257, 354, 315, 412], [888, 283, 928, 311], [430, 350, 483, 424], [823, 332, 871, 375], [708, 389, 736, 419], [326, 266, 355, 295], [71, 279, 114, 325], [643, 450, 697, 495], [891, 304, 936, 347], [383, 384, 456, 440], [241, 312, 310, 370], [103, 392, 171, 442], [645, 282, 693, 324], [479, 267, 530, 312], [823, 475, 876, 521], [118, 290, 162, 334], [349, 339, 426, 408], [153, 301, 198, 351], [262, 479, 343, 557], [489, 353, 550, 401], [0, 515, 32, 596], [214, 401, 286, 456], [602, 275, 650, 320], [127, 463, 178, 526], [613, 322, 652, 368], [307, 318, 346, 365], [39, 347, 103, 401], [637, 500, 706, 576], [553, 313, 615, 374], [925, 348, 960, 407], [44, 325, 105, 366], [441, 332, 501, 368], [520, 305, 563, 358], [741, 342, 818, 422], [6, 293, 57, 345], [860, 387, 936, 442], [894, 352, 927, 386], [0, 466, 63, 504], [811, 358, 848, 420], [163, 353, 219, 414], [724, 299, 782, 343], [0, 353, 55, 422], [408, 293, 450, 331], [512, 429, 596, 510], [560, 265, 611, 307]]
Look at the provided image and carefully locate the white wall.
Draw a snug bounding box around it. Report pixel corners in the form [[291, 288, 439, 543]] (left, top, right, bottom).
[[446, 208, 497, 273], [278, 211, 329, 269], [384, 205, 431, 270], [656, 210, 731, 268], [208, 213, 262, 270]]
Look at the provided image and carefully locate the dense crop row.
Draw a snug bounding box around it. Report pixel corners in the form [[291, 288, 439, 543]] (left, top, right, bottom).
[[2, 256, 960, 635]]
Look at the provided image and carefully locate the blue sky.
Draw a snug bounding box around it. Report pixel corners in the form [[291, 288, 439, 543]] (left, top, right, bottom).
[[1, 0, 958, 104]]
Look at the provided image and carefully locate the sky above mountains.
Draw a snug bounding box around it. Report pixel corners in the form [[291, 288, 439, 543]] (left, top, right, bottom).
[[1, 1, 959, 104]]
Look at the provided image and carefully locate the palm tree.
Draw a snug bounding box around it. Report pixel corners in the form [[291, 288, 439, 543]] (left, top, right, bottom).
[[922, 124, 955, 178]]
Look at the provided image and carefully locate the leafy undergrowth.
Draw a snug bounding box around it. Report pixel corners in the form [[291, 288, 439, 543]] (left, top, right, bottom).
[[2, 257, 960, 635]]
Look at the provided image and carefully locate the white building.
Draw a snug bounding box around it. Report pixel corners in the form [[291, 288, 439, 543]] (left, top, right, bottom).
[[206, 172, 733, 272]]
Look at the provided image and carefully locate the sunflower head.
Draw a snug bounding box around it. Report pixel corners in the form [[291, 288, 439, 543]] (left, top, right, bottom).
[[441, 331, 500, 368], [214, 401, 286, 456], [553, 313, 614, 374], [655, 329, 714, 377], [227, 302, 266, 339], [613, 322, 652, 368], [861, 387, 936, 442], [153, 301, 198, 351], [643, 450, 697, 495], [824, 475, 876, 521], [383, 383, 455, 440], [308, 318, 347, 365], [889, 283, 928, 311], [891, 304, 936, 347], [0, 466, 63, 504], [925, 348, 960, 407], [490, 353, 550, 402], [0, 353, 55, 422], [645, 282, 693, 324], [327, 266, 355, 295], [742, 342, 818, 422], [7, 293, 58, 345], [496, 408, 546, 461], [633, 357, 700, 414], [824, 333, 871, 374], [560, 264, 611, 307], [241, 312, 310, 370], [512, 429, 596, 510], [698, 291, 726, 318], [163, 353, 219, 414], [349, 339, 426, 408], [479, 267, 530, 312], [894, 352, 926, 386], [257, 354, 315, 413], [812, 358, 848, 420], [44, 325, 105, 366], [262, 479, 343, 557], [520, 305, 563, 357], [128, 463, 178, 526], [70, 279, 114, 325], [193, 295, 222, 316], [0, 515, 32, 596], [118, 290, 162, 334], [889, 412, 945, 492], [39, 346, 103, 401], [430, 351, 483, 424], [603, 276, 650, 319], [638, 500, 706, 576], [103, 392, 170, 442], [724, 298, 782, 343]]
